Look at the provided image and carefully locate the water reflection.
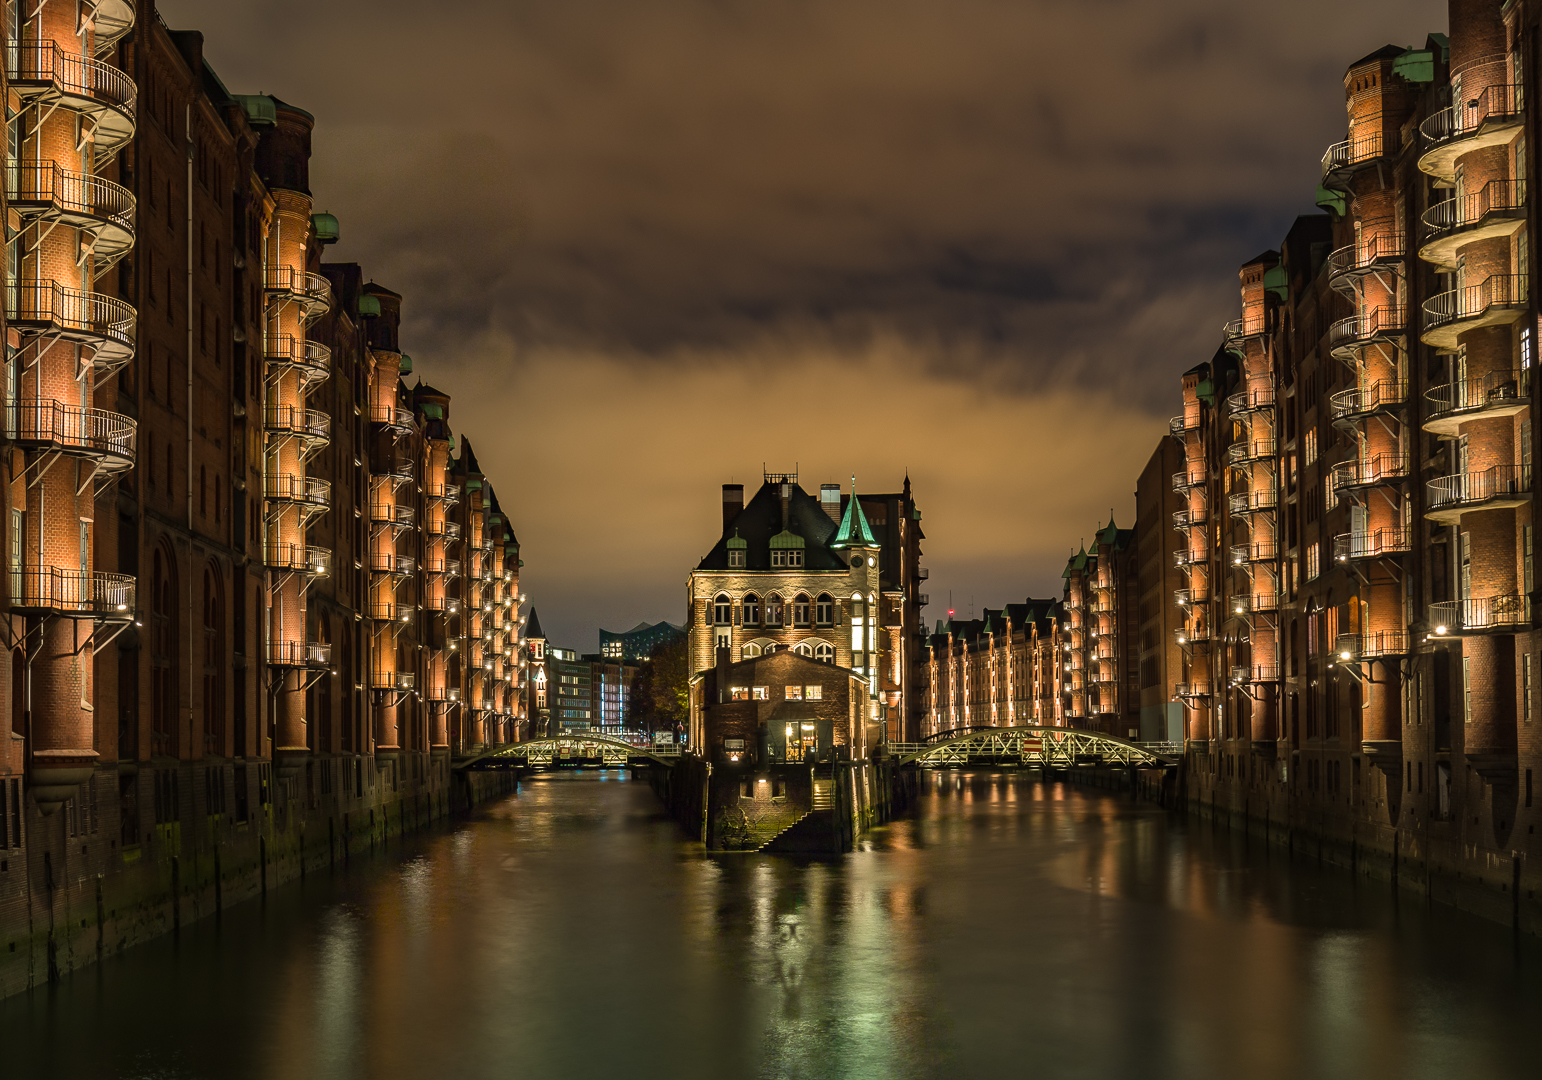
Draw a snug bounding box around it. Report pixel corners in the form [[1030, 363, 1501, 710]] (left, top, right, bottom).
[[2, 770, 1538, 1080]]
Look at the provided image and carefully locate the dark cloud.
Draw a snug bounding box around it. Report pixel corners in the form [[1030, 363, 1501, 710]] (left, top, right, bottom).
[[161, 0, 1447, 647]]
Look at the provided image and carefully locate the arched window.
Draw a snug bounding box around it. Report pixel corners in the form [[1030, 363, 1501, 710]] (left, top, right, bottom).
[[793, 642, 813, 657], [793, 593, 810, 627], [714, 593, 732, 624], [151, 546, 178, 755], [816, 593, 834, 626], [815, 642, 835, 664], [743, 642, 761, 658], [765, 593, 784, 627], [762, 642, 778, 654], [742, 593, 761, 626], [202, 564, 225, 755]]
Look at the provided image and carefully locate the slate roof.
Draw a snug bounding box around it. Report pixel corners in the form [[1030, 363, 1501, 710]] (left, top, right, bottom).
[[524, 607, 545, 640], [696, 481, 847, 572]]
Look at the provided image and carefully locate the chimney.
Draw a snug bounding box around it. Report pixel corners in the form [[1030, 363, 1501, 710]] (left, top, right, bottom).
[[780, 483, 792, 529], [820, 484, 841, 523], [722, 484, 744, 531], [715, 641, 732, 704]]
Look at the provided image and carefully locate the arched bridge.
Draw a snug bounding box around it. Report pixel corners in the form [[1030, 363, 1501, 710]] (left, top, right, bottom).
[[461, 734, 681, 770], [889, 726, 1176, 769]]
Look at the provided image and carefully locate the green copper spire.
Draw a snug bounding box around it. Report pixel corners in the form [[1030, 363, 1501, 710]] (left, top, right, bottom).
[[831, 477, 878, 548]]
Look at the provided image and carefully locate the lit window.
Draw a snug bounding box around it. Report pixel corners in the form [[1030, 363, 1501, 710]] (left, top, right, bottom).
[[752, 686, 770, 700], [785, 686, 803, 700], [731, 686, 750, 701], [805, 685, 823, 700]]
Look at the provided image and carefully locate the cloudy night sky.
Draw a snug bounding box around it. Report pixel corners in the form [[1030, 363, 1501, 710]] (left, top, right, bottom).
[[165, 0, 1445, 651]]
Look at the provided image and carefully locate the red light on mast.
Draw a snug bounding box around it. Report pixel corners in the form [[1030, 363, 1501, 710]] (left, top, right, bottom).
[[947, 609, 955, 618]]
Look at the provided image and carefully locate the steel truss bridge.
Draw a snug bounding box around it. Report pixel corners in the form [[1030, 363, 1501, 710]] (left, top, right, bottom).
[[462, 734, 682, 769], [889, 726, 1177, 769]]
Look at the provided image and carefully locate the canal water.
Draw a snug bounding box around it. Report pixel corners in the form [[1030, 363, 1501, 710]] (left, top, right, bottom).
[[4, 770, 1540, 1080]]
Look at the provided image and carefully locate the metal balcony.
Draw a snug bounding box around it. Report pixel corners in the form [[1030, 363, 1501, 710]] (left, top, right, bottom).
[[1423, 369, 1529, 436], [1418, 82, 1525, 183], [1419, 179, 1527, 269], [1228, 490, 1278, 518], [1175, 681, 1212, 699], [264, 404, 331, 451], [1328, 306, 1406, 362], [8, 567, 134, 620], [1333, 527, 1411, 563], [264, 473, 331, 510], [369, 403, 415, 431], [1172, 507, 1207, 530], [1226, 386, 1275, 416], [1331, 453, 1410, 497], [426, 481, 462, 503], [1175, 624, 1210, 646], [1326, 232, 1406, 293], [264, 335, 331, 386], [1230, 541, 1277, 565], [6, 280, 136, 367], [1425, 465, 1532, 523], [1174, 586, 1209, 606], [1226, 438, 1276, 466], [427, 594, 462, 614], [370, 669, 416, 692], [265, 543, 331, 576], [1321, 129, 1394, 180], [369, 597, 408, 621], [1335, 630, 1411, 660], [369, 503, 415, 528], [1174, 547, 1209, 568], [6, 401, 135, 471], [1172, 468, 1206, 493], [269, 640, 331, 668], [1222, 317, 1267, 348], [1422, 274, 1528, 349], [264, 266, 332, 321], [7, 41, 137, 161], [369, 552, 415, 577], [6, 163, 135, 273], [1230, 593, 1280, 616], [1430, 594, 1531, 635], [1229, 665, 1279, 686], [1330, 380, 1408, 424]]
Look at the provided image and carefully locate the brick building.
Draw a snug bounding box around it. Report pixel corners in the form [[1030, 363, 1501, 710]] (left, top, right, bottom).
[[1135, 438, 1186, 743], [922, 600, 1065, 737], [1161, 0, 1541, 923], [686, 470, 926, 747], [0, 2, 527, 996]]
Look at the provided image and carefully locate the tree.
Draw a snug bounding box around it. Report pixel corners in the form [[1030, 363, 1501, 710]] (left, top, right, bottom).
[[629, 638, 689, 734]]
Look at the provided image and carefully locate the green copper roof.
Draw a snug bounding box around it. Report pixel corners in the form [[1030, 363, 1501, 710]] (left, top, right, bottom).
[[726, 532, 748, 549], [311, 212, 340, 243], [400, 354, 413, 375], [831, 483, 877, 548], [769, 529, 805, 549], [357, 294, 382, 318]]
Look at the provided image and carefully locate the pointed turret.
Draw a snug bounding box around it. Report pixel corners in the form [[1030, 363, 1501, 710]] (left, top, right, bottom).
[[831, 478, 878, 548]]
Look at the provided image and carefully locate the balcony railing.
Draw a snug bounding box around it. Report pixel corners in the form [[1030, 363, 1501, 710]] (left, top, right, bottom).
[[1172, 508, 1207, 530], [1226, 386, 1275, 416], [264, 335, 331, 383], [1333, 527, 1411, 563], [5, 400, 135, 465], [1424, 368, 1528, 430], [1421, 179, 1527, 242], [1226, 438, 1276, 466], [426, 593, 462, 614], [1336, 630, 1412, 660], [1326, 232, 1406, 284], [1230, 541, 1277, 565], [6, 280, 136, 361], [1420, 82, 1524, 147], [268, 640, 331, 668], [6, 41, 137, 156], [264, 404, 331, 447], [1423, 275, 1528, 337], [1175, 624, 1210, 645], [1228, 490, 1278, 517], [1329, 380, 1408, 422], [6, 162, 135, 265], [1174, 586, 1209, 606], [1174, 547, 1208, 568], [369, 503, 415, 528], [265, 543, 331, 576], [1426, 465, 1532, 515], [1171, 468, 1206, 493], [1331, 453, 1410, 494], [265, 473, 331, 508], [369, 403, 415, 430], [426, 481, 462, 503], [1430, 594, 1531, 635], [8, 567, 134, 618], [1231, 593, 1280, 615], [369, 552, 416, 576], [1328, 306, 1405, 356], [1322, 129, 1393, 175], [1222, 316, 1266, 346], [1174, 682, 1212, 699], [1229, 665, 1279, 685], [264, 266, 332, 320]]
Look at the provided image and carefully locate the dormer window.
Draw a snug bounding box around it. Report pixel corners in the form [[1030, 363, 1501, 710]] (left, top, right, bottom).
[[729, 549, 746, 568], [770, 548, 803, 568]]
